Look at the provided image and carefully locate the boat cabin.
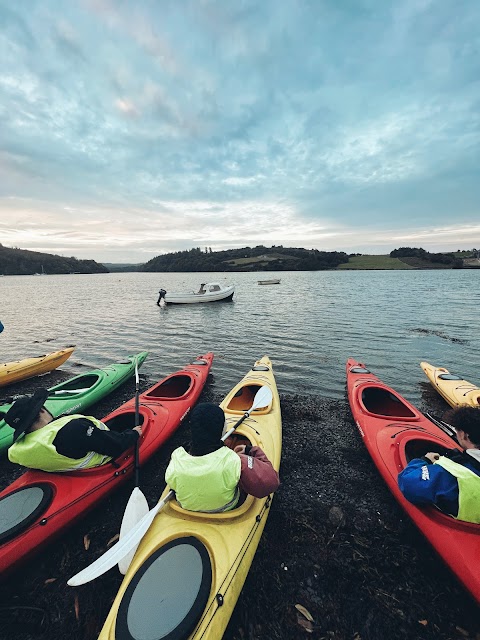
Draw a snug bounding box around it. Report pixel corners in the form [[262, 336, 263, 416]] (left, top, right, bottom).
[[197, 282, 223, 294]]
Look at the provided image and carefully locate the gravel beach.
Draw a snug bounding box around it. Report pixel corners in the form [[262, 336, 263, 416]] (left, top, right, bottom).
[[0, 370, 479, 640]]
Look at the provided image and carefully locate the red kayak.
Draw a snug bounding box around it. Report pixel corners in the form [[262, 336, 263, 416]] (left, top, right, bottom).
[[0, 353, 213, 576], [346, 357, 480, 604]]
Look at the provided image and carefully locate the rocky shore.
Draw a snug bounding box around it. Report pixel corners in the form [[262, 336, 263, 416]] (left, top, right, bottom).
[[0, 371, 479, 640]]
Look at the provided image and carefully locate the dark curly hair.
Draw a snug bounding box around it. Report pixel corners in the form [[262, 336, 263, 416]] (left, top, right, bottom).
[[444, 406, 480, 446]]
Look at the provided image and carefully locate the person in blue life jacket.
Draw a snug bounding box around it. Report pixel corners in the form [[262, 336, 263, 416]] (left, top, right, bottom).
[[0, 389, 142, 472], [165, 402, 280, 513], [398, 406, 480, 523]]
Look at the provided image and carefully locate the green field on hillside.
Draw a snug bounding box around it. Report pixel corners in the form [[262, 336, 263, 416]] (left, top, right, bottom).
[[338, 255, 414, 270]]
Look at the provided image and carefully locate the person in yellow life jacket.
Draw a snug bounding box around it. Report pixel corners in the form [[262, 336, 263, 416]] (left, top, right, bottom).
[[0, 389, 142, 472], [398, 406, 480, 523], [165, 402, 280, 513]]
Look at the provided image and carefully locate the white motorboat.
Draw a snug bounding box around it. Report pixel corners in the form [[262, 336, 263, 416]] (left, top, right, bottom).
[[157, 282, 235, 305]]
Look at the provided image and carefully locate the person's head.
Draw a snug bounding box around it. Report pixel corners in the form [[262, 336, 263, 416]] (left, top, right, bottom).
[[189, 402, 225, 456], [444, 406, 480, 449], [0, 389, 51, 442]]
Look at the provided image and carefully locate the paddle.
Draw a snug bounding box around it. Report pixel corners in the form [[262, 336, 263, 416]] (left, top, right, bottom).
[[117, 362, 149, 574], [53, 387, 91, 395], [425, 412, 458, 441], [67, 384, 273, 586]]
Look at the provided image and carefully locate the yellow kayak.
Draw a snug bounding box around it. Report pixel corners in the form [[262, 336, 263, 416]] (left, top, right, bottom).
[[420, 361, 480, 407], [99, 356, 282, 639], [0, 347, 75, 387]]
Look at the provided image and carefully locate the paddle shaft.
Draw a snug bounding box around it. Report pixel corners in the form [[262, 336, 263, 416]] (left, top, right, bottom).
[[425, 412, 458, 442], [134, 364, 140, 487]]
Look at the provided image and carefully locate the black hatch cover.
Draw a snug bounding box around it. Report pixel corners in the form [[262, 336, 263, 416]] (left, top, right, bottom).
[[0, 484, 53, 545]]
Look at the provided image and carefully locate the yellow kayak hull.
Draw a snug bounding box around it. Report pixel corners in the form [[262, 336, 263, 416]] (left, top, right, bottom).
[[99, 356, 282, 639], [0, 347, 75, 387], [420, 361, 480, 407]]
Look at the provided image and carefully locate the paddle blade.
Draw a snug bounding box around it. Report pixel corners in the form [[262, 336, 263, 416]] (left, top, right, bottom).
[[67, 492, 174, 586], [223, 385, 274, 440], [251, 386, 273, 411], [118, 487, 149, 574]]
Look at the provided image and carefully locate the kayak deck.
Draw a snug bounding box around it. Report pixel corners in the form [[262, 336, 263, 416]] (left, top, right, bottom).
[[99, 356, 281, 639], [0, 347, 75, 387], [347, 358, 480, 604], [421, 361, 480, 407]]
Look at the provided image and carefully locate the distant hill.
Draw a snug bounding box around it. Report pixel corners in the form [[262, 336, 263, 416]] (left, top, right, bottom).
[[101, 263, 143, 272], [339, 248, 473, 270], [141, 245, 350, 272], [0, 244, 109, 275]]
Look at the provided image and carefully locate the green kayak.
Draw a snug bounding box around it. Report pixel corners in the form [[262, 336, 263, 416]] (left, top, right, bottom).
[[0, 351, 148, 453]]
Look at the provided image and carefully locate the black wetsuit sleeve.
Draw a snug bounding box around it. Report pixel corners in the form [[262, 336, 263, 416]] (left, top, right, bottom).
[[53, 418, 139, 459]]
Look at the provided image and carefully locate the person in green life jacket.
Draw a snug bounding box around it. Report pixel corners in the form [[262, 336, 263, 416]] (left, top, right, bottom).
[[398, 406, 480, 523], [0, 389, 142, 472], [165, 402, 280, 513]]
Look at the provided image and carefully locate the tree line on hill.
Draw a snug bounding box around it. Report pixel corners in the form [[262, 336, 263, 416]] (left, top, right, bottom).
[[0, 243, 474, 275], [141, 245, 350, 272], [389, 247, 464, 268], [0, 244, 108, 275]]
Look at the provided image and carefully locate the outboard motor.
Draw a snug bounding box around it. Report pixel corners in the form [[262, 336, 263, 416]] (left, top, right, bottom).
[[157, 289, 167, 306]]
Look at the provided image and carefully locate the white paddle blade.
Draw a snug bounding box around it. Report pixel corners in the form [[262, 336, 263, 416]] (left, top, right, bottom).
[[251, 386, 273, 411], [67, 492, 174, 586], [118, 487, 149, 574]]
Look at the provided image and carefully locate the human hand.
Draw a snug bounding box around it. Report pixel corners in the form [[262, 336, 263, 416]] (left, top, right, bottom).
[[234, 444, 246, 455], [424, 452, 440, 463], [133, 425, 142, 437]]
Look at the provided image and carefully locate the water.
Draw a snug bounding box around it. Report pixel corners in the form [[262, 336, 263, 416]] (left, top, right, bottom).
[[0, 270, 478, 403]]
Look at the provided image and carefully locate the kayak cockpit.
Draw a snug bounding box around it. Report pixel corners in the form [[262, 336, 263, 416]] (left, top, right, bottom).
[[143, 374, 194, 399], [115, 536, 211, 640], [49, 373, 100, 394], [105, 411, 145, 431], [225, 383, 272, 416], [403, 438, 452, 463], [361, 386, 417, 419]]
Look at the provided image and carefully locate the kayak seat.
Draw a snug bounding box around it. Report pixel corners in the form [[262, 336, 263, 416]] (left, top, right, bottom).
[[104, 412, 145, 432], [144, 375, 193, 399], [361, 387, 416, 418], [116, 536, 211, 640], [0, 484, 53, 545]]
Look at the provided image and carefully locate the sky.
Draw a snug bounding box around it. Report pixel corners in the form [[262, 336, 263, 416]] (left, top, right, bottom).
[[0, 0, 479, 264]]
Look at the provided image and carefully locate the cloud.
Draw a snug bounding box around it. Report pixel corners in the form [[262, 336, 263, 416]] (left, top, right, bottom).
[[0, 1, 478, 261]]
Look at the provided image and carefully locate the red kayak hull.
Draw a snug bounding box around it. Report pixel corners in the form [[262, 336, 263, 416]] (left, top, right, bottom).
[[0, 353, 213, 576], [346, 357, 480, 604]]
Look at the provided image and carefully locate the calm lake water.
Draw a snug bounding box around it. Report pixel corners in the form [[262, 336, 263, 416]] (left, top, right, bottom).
[[0, 270, 478, 404]]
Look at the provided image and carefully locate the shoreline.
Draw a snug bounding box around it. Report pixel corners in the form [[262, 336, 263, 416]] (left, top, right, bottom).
[[0, 375, 479, 639]]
